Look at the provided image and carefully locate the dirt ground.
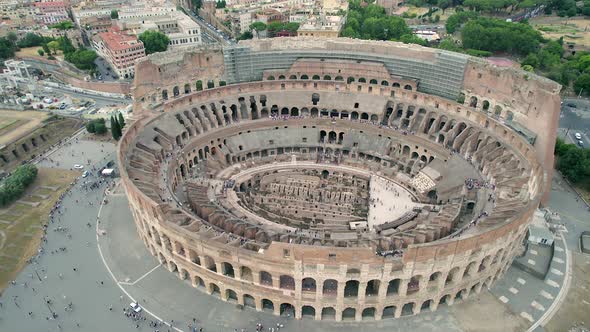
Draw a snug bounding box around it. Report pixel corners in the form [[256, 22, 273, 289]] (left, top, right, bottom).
[[450, 291, 530, 332], [531, 16, 590, 48], [544, 252, 590, 332], [0, 110, 49, 146], [0, 167, 78, 292]]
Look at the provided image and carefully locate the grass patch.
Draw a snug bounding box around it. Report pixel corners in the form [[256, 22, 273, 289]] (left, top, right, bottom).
[[0, 167, 78, 292]]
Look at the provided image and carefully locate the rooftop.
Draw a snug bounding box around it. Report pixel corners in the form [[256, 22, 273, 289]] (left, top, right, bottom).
[[96, 30, 144, 51]]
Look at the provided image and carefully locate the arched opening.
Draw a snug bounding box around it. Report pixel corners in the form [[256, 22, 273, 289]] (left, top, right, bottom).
[[194, 275, 205, 288], [351, 111, 359, 120], [311, 93, 320, 105], [262, 299, 274, 311], [404, 85, 412, 90], [358, 77, 366, 83], [506, 111, 514, 122], [184, 83, 191, 94], [243, 294, 256, 308], [300, 74, 309, 80], [279, 275, 295, 290], [226, 289, 238, 302], [407, 276, 421, 295], [311, 107, 319, 117], [278, 75, 285, 80], [387, 279, 400, 296], [382, 306, 396, 319], [347, 77, 355, 84], [455, 289, 466, 301], [360, 113, 369, 120], [321, 307, 336, 320], [370, 79, 378, 84], [291, 107, 299, 116], [342, 308, 356, 321], [401, 302, 414, 316], [381, 80, 389, 86], [280, 303, 295, 317], [281, 107, 289, 116], [240, 266, 253, 281], [469, 96, 478, 108], [162, 90, 168, 100], [335, 76, 344, 81], [421, 299, 433, 312], [362, 307, 376, 320], [344, 280, 359, 297], [328, 131, 337, 144], [321, 170, 329, 179], [323, 279, 338, 296], [209, 283, 221, 297], [260, 271, 272, 286], [370, 114, 378, 122], [196, 80, 203, 91], [301, 305, 316, 319], [323, 75, 331, 80], [203, 255, 216, 272], [289, 74, 297, 79], [173, 86, 180, 97], [302, 278, 317, 292], [312, 75, 320, 80], [221, 262, 235, 278], [482, 100, 490, 111], [267, 75, 275, 80], [439, 294, 451, 307], [365, 280, 380, 297]]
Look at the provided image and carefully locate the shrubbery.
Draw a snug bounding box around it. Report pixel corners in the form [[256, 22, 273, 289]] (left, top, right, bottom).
[[86, 118, 107, 135], [0, 164, 38, 207]]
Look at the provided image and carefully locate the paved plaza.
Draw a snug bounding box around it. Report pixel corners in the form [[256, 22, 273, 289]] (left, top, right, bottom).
[[0, 136, 588, 332]]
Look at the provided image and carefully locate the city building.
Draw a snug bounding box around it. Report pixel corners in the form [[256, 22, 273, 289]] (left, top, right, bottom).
[[33, 1, 70, 25], [92, 28, 145, 79]]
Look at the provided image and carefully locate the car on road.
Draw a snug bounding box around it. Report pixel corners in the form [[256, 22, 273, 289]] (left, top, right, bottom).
[[82, 170, 89, 178], [575, 132, 582, 140], [59, 104, 67, 110], [567, 103, 577, 108], [130, 302, 142, 313], [74, 164, 84, 169], [578, 140, 584, 147]]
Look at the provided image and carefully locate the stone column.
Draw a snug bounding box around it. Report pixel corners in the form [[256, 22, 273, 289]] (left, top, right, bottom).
[[358, 281, 368, 303], [399, 278, 409, 297]]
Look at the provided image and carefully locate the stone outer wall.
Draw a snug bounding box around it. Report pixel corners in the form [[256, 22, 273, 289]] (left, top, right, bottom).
[[119, 39, 553, 321]]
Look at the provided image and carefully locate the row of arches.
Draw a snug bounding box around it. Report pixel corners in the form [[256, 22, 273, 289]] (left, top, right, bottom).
[[265, 73, 414, 91], [149, 244, 506, 321]]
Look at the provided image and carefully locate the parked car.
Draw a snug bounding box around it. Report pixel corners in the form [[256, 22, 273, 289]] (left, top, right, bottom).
[[578, 140, 584, 147], [130, 302, 142, 313], [82, 170, 89, 178], [74, 164, 84, 169], [575, 132, 582, 140]]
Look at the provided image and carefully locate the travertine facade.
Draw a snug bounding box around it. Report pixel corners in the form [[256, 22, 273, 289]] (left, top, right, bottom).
[[118, 38, 559, 321]]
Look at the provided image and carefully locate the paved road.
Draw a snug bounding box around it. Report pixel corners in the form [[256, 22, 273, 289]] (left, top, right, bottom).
[[559, 98, 590, 147]]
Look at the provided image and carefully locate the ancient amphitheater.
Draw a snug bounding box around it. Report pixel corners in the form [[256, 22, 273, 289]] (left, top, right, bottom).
[[118, 38, 561, 321]]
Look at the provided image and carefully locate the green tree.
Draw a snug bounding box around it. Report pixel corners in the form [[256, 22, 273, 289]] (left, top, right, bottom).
[[110, 116, 121, 140], [558, 147, 590, 182], [438, 0, 451, 12], [138, 30, 170, 54], [249, 22, 267, 31], [192, 0, 203, 9], [94, 122, 107, 134], [118, 112, 126, 128], [111, 10, 119, 19], [42, 43, 51, 55], [522, 64, 534, 71], [64, 49, 97, 70], [216, 0, 226, 8], [50, 21, 74, 30], [0, 37, 17, 60], [17, 33, 46, 48], [399, 34, 428, 46], [237, 31, 253, 40], [37, 49, 45, 56], [574, 74, 590, 96], [47, 41, 60, 55], [445, 11, 478, 34], [460, 18, 542, 55], [0, 164, 38, 207]]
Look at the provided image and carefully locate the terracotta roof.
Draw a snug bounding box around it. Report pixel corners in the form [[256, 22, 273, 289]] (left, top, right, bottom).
[[97, 31, 144, 51]]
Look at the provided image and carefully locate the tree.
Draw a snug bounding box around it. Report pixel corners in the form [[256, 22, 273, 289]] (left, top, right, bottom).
[[42, 43, 51, 56], [94, 122, 107, 134], [445, 11, 478, 34], [47, 41, 60, 55], [118, 112, 126, 128], [522, 64, 534, 71], [110, 116, 121, 140], [50, 21, 74, 30], [64, 49, 97, 70], [37, 49, 45, 56], [58, 35, 76, 54], [558, 147, 590, 182], [0, 164, 38, 207], [111, 10, 118, 19], [192, 0, 203, 9], [138, 30, 170, 54], [237, 31, 253, 40], [249, 22, 267, 31], [17, 33, 46, 48], [574, 74, 590, 96], [0, 37, 17, 60], [438, 0, 451, 12], [399, 34, 429, 46], [460, 18, 542, 55], [216, 0, 226, 8]]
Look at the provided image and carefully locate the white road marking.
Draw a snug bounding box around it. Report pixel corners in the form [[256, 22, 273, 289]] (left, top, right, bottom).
[[499, 296, 509, 303], [553, 257, 565, 264], [531, 301, 546, 312], [527, 259, 536, 266], [545, 279, 560, 288], [554, 246, 564, 252], [118, 264, 162, 286], [550, 268, 564, 276], [540, 290, 554, 300], [517, 278, 526, 285], [530, 249, 538, 255], [520, 312, 534, 322], [509, 287, 519, 294]]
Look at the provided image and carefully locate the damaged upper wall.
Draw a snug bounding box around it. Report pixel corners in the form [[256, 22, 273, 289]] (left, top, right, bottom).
[[462, 58, 561, 204]]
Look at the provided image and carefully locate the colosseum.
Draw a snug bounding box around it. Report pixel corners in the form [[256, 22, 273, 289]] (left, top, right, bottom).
[[118, 38, 561, 321]]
